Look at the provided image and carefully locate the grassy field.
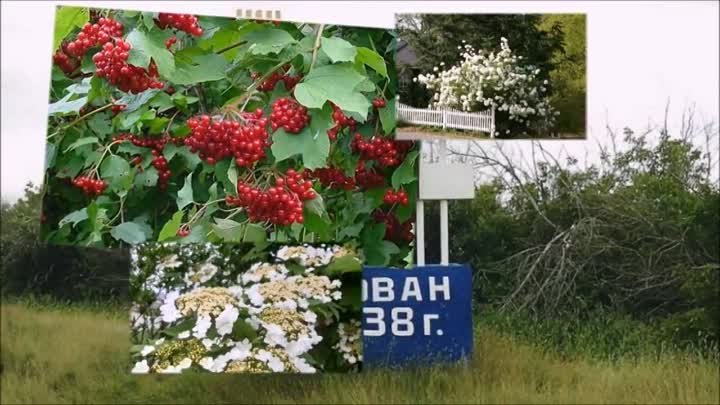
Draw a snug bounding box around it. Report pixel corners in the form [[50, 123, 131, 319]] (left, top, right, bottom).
[[1, 302, 718, 404]]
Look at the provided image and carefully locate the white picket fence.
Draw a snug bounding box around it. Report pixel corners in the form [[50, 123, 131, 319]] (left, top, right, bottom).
[[397, 102, 495, 137]]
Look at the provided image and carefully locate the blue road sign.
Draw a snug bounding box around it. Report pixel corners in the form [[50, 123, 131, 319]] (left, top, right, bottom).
[[361, 264, 473, 368]]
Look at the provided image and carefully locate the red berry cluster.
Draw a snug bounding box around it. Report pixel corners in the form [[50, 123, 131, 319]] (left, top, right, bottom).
[[372, 97, 386, 108], [351, 134, 404, 167], [155, 13, 203, 37], [64, 18, 123, 58], [227, 185, 300, 226], [113, 133, 183, 190], [53, 48, 80, 76], [165, 36, 177, 50], [110, 103, 127, 116], [373, 210, 413, 243], [280, 169, 316, 201], [383, 189, 409, 206], [113, 133, 183, 150], [327, 103, 356, 140], [151, 149, 171, 190], [354, 161, 385, 190], [269, 97, 310, 134], [251, 66, 300, 92], [176, 227, 190, 237], [93, 40, 164, 93], [305, 167, 355, 191], [185, 110, 269, 167], [71, 176, 107, 197]]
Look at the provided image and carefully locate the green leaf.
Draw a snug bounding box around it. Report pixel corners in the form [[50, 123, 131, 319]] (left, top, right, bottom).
[[100, 155, 131, 179], [63, 136, 98, 152], [135, 167, 158, 187], [88, 113, 113, 136], [361, 223, 398, 265], [65, 79, 91, 95], [212, 218, 245, 242], [271, 118, 330, 170], [45, 143, 57, 171], [170, 53, 228, 85], [231, 319, 258, 341], [338, 222, 364, 240], [176, 173, 194, 210], [320, 37, 356, 63], [227, 163, 238, 195], [391, 150, 418, 189], [52, 6, 89, 51], [199, 27, 242, 60], [140, 12, 155, 30], [126, 29, 175, 78], [379, 98, 396, 134], [116, 90, 161, 113], [244, 27, 297, 55], [304, 193, 327, 218], [149, 92, 174, 113], [164, 144, 201, 171], [324, 255, 362, 275], [243, 223, 267, 243], [293, 63, 371, 120], [48, 94, 87, 115], [356, 47, 387, 78], [158, 211, 184, 241], [110, 222, 147, 244], [58, 208, 88, 228]]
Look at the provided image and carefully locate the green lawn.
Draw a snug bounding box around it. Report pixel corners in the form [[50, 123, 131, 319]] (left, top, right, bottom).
[[1, 302, 718, 404]]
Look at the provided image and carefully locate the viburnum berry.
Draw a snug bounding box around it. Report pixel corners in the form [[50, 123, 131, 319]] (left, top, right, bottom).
[[251, 65, 300, 92], [280, 169, 316, 201], [351, 133, 402, 167], [185, 110, 269, 167], [93, 40, 164, 93], [227, 181, 307, 226], [53, 48, 80, 76], [305, 167, 355, 191], [165, 36, 177, 50], [252, 70, 284, 92], [383, 189, 409, 206], [64, 17, 123, 58], [71, 175, 107, 197], [151, 149, 171, 190], [373, 210, 414, 242], [327, 103, 356, 140], [110, 103, 126, 116], [269, 97, 310, 134], [156, 13, 203, 37], [354, 160, 385, 190], [372, 97, 386, 108]]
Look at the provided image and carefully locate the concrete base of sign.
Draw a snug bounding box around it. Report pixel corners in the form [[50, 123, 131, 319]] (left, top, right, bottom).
[[361, 264, 474, 368]]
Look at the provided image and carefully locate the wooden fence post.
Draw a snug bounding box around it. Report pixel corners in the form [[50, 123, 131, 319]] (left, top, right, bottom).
[[490, 105, 496, 138]]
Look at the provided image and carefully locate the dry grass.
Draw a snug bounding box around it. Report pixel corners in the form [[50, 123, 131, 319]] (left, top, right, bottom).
[[1, 303, 718, 404]]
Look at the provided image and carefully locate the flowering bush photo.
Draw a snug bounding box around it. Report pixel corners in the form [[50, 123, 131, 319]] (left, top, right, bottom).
[[396, 14, 586, 139], [130, 242, 362, 373], [41, 6, 418, 267]]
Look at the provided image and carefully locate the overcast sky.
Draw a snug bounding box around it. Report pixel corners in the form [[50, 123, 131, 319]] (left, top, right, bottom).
[[1, 1, 718, 202]]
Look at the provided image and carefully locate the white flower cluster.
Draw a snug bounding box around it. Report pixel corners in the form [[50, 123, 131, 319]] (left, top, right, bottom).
[[415, 38, 558, 133], [131, 243, 355, 374], [333, 319, 362, 365]]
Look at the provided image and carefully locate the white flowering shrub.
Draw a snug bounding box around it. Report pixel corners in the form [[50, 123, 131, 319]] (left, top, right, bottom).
[[415, 38, 559, 137], [130, 242, 362, 374]]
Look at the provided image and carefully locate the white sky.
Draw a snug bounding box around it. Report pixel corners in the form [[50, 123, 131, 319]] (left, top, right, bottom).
[[2, 1, 719, 202]]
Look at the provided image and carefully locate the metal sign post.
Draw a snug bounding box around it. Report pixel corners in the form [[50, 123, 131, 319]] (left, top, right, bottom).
[[416, 140, 474, 265]]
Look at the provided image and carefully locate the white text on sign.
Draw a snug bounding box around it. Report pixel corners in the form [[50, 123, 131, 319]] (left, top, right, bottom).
[[361, 276, 451, 302], [362, 276, 450, 337]]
